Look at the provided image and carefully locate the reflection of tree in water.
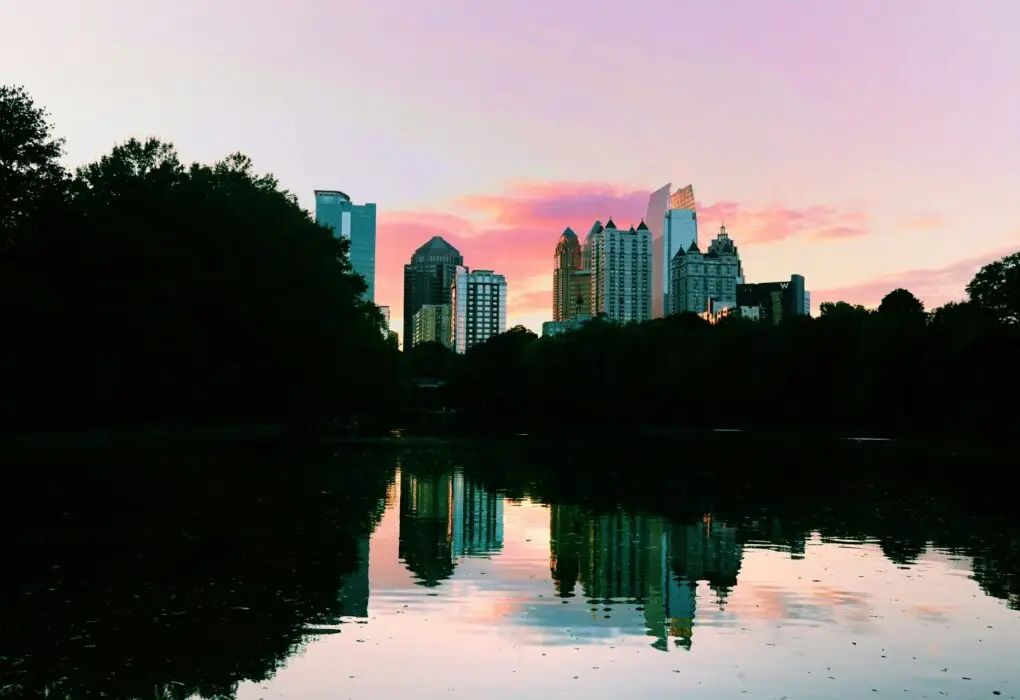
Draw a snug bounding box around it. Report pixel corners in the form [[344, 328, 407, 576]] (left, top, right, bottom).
[[967, 534, 1020, 611], [398, 470, 456, 587], [549, 505, 585, 597], [0, 449, 392, 700]]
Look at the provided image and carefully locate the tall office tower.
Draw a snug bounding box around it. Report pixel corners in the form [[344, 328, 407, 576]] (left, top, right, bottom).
[[670, 224, 743, 315], [403, 237, 464, 351], [659, 185, 699, 317], [589, 219, 652, 322], [411, 303, 452, 348], [450, 267, 507, 354], [314, 190, 377, 302], [646, 183, 671, 317], [552, 227, 590, 321]]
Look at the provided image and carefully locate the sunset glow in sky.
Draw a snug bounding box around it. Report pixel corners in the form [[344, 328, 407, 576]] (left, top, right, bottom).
[[4, 0, 1018, 336]]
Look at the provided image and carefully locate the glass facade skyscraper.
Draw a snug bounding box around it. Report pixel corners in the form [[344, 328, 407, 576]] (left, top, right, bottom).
[[314, 189, 377, 302], [403, 236, 464, 351], [646, 184, 671, 318], [648, 184, 698, 318]]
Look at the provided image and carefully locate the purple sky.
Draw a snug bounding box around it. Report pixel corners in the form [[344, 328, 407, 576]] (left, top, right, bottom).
[[4, 0, 1018, 332]]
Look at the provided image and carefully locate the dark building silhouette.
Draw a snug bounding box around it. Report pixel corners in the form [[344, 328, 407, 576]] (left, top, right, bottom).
[[736, 274, 808, 325], [402, 237, 463, 351]]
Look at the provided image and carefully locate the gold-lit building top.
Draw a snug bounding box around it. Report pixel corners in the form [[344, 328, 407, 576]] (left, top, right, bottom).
[[669, 184, 696, 211]]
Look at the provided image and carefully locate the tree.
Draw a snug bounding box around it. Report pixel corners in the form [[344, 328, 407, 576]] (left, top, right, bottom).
[[0, 121, 393, 429], [878, 288, 925, 322], [819, 301, 871, 319], [966, 251, 1020, 324], [0, 85, 67, 242]]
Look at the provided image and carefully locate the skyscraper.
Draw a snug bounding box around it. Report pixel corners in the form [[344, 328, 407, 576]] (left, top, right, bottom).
[[646, 183, 671, 318], [403, 237, 464, 351], [451, 266, 507, 353], [411, 304, 452, 348], [647, 184, 698, 317], [552, 227, 590, 321], [314, 190, 377, 302], [589, 219, 652, 323]]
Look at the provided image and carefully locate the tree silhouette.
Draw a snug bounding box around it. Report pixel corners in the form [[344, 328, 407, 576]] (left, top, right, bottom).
[[967, 251, 1020, 324], [1, 86, 397, 432], [878, 288, 926, 325], [0, 85, 66, 239]]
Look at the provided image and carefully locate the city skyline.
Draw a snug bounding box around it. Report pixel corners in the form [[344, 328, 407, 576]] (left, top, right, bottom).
[[6, 0, 1018, 338]]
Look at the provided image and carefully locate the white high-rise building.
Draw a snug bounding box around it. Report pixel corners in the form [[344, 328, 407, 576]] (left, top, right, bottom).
[[589, 219, 652, 323], [450, 267, 507, 354]]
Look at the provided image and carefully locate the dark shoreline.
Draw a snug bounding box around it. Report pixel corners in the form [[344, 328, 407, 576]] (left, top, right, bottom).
[[0, 421, 1016, 461]]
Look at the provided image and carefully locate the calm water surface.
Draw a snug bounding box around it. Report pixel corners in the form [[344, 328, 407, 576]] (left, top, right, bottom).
[[233, 464, 1019, 700], [3, 446, 1019, 699]]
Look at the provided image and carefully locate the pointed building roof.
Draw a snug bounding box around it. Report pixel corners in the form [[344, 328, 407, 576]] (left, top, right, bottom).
[[560, 226, 578, 240], [673, 246, 686, 259], [604, 218, 617, 229], [636, 220, 649, 231], [586, 220, 604, 240], [413, 235, 462, 258], [686, 240, 701, 253]]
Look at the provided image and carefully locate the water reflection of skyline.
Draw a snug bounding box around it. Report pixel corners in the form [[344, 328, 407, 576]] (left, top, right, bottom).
[[549, 507, 743, 650], [398, 467, 506, 588], [376, 466, 1020, 654]]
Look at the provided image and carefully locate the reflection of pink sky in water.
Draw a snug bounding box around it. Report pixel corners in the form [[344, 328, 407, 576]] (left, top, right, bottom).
[[237, 477, 1020, 699]]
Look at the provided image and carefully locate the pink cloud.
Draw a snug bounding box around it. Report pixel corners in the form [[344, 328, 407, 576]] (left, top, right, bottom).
[[377, 182, 650, 321], [698, 201, 869, 244], [376, 182, 874, 325], [813, 243, 1019, 309], [454, 181, 648, 230]]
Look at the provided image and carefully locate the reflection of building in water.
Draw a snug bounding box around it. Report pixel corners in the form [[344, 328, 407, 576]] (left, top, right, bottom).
[[667, 515, 744, 649], [398, 470, 505, 587], [399, 471, 457, 587], [451, 472, 504, 558], [336, 484, 392, 619], [338, 535, 370, 618], [548, 507, 744, 651]]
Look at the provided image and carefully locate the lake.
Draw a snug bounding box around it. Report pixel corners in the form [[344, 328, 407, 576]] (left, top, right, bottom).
[[1, 440, 1018, 699]]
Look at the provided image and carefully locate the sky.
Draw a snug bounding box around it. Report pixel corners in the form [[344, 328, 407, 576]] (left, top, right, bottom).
[[3, 0, 1019, 337]]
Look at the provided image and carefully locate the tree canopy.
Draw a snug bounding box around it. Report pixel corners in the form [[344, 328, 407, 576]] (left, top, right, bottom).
[[0, 86, 399, 431], [408, 258, 1020, 440], [3, 84, 1019, 441]]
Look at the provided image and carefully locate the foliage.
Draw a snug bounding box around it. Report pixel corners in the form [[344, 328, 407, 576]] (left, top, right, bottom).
[[967, 251, 1020, 324], [420, 270, 1020, 439], [0, 87, 399, 431]]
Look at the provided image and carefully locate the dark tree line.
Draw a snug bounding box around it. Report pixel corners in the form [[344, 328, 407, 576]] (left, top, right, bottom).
[[0, 86, 401, 432], [406, 255, 1020, 440], [5, 83, 1018, 440]]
